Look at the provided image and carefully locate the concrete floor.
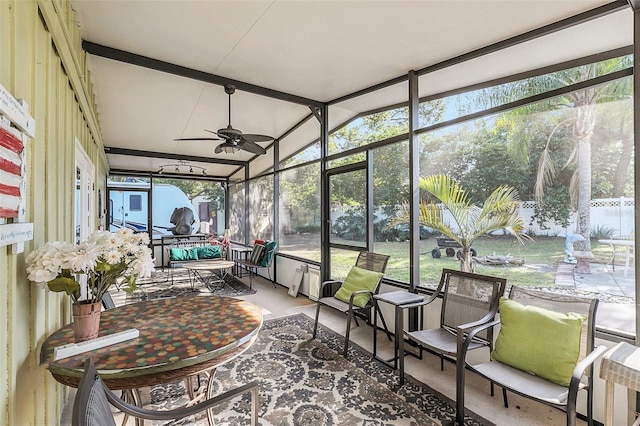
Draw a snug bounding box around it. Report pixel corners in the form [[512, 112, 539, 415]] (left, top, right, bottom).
[[61, 273, 599, 425]]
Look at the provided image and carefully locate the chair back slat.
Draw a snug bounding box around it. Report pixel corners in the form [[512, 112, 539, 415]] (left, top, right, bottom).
[[440, 269, 507, 341], [355, 251, 390, 274]]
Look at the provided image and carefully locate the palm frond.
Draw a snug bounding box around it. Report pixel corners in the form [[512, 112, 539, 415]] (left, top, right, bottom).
[[535, 119, 571, 201], [389, 174, 530, 260], [475, 185, 530, 244]]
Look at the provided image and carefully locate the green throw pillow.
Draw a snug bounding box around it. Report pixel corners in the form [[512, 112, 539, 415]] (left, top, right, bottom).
[[260, 240, 278, 267], [169, 248, 188, 261], [334, 266, 383, 308], [170, 247, 199, 261], [187, 247, 199, 260], [491, 297, 586, 387], [197, 245, 221, 259]]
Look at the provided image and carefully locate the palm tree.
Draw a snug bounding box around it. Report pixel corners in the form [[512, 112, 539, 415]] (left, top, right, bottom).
[[391, 174, 530, 272], [486, 56, 633, 250]]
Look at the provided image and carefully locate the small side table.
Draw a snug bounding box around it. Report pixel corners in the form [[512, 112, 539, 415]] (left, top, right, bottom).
[[600, 342, 640, 426], [373, 290, 424, 377], [231, 247, 252, 277]]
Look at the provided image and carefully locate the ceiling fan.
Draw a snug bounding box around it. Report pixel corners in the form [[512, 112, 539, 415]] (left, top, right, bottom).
[[174, 84, 273, 155]]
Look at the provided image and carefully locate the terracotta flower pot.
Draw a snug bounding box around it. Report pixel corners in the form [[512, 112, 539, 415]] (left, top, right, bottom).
[[72, 302, 102, 342]]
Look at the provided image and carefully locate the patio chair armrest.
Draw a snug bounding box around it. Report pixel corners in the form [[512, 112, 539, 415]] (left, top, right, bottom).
[[456, 319, 500, 361], [457, 305, 500, 333], [398, 292, 440, 310], [566, 345, 608, 415], [319, 280, 342, 295], [569, 345, 608, 390], [457, 312, 498, 333], [105, 380, 259, 420], [348, 289, 374, 306]]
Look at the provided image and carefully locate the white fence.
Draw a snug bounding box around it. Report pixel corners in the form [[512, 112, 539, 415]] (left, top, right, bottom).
[[520, 197, 635, 237], [330, 197, 635, 238]]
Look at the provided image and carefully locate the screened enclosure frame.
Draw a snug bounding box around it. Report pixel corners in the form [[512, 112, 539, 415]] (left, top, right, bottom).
[[103, 1, 638, 339]]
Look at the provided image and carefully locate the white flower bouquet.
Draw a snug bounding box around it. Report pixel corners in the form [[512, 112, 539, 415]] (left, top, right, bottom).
[[25, 228, 155, 304]]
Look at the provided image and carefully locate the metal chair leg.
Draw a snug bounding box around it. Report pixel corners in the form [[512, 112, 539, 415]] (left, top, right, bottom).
[[267, 269, 276, 288], [455, 350, 466, 426], [344, 309, 353, 357], [313, 303, 321, 338]]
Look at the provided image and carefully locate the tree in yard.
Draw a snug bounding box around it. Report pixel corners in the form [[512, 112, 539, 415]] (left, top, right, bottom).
[[482, 56, 633, 249], [390, 174, 530, 272]]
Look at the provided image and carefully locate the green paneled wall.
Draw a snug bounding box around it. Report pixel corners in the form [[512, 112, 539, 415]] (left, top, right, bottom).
[[0, 1, 106, 424]]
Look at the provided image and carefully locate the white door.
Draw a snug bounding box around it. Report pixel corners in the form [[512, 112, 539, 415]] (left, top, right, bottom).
[[75, 140, 95, 244], [75, 140, 95, 300]]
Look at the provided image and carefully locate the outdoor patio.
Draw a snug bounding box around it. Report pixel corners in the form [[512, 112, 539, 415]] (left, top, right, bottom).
[[556, 260, 635, 338]]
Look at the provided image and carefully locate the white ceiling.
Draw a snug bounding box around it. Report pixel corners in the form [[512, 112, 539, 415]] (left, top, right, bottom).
[[70, 0, 631, 179]]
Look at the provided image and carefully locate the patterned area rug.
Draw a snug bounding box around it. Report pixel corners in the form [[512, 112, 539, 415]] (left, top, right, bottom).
[[142, 313, 490, 426], [126, 268, 256, 303]]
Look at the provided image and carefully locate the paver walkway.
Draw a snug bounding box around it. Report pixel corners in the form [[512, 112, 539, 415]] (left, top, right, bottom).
[[554, 261, 635, 338]]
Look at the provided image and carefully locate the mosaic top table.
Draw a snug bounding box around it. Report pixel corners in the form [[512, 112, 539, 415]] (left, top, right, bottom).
[[40, 296, 263, 390]]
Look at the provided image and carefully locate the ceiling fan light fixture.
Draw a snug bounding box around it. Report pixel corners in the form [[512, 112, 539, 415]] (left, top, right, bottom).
[[221, 144, 240, 154]]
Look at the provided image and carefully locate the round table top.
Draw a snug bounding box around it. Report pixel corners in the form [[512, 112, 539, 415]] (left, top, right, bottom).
[[41, 296, 262, 387], [182, 260, 236, 270]]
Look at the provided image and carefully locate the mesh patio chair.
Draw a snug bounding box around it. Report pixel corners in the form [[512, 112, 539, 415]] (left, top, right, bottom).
[[455, 286, 606, 426], [237, 241, 278, 289], [398, 268, 506, 384], [312, 251, 392, 357], [72, 358, 259, 426]]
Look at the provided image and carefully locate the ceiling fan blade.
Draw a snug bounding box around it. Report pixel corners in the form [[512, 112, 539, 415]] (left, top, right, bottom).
[[205, 128, 233, 140], [239, 139, 267, 155], [174, 137, 221, 141], [241, 133, 274, 143], [214, 144, 224, 154]]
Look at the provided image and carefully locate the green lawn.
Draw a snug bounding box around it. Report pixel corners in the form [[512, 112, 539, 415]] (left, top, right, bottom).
[[279, 233, 625, 288], [327, 235, 620, 288]]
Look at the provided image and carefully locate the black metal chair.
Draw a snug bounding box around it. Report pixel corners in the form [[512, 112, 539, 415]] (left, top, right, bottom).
[[398, 268, 507, 383], [72, 358, 259, 426], [312, 251, 391, 357], [456, 286, 607, 426], [237, 242, 278, 289]]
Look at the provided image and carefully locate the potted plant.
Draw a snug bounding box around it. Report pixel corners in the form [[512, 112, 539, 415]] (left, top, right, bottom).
[[390, 174, 530, 273], [25, 228, 154, 340]]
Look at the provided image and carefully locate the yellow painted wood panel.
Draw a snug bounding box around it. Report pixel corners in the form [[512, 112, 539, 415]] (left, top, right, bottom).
[[0, 2, 15, 423], [9, 3, 39, 425], [0, 1, 108, 424]]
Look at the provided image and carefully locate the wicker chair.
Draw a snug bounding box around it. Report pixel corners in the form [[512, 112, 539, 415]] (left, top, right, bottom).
[[455, 286, 607, 426], [72, 358, 259, 426], [312, 251, 391, 357], [398, 268, 506, 384]]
